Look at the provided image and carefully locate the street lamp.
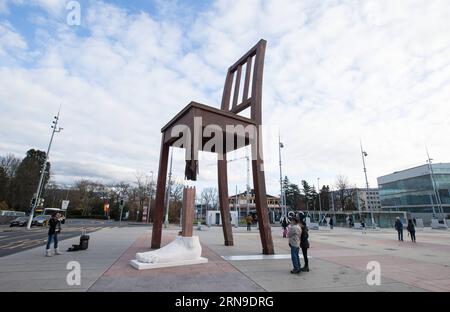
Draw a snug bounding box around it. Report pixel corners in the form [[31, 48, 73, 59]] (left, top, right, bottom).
[[27, 107, 63, 230], [147, 171, 154, 223], [318, 178, 322, 224], [278, 134, 286, 217], [360, 141, 375, 228]]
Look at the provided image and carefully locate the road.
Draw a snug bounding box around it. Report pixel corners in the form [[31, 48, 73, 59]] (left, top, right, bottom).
[[0, 219, 147, 257]]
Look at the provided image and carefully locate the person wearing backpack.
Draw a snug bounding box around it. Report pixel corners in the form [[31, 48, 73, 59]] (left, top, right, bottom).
[[300, 219, 310, 272]]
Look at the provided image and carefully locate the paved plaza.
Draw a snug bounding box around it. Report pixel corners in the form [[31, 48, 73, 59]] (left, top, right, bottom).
[[0, 224, 449, 292]]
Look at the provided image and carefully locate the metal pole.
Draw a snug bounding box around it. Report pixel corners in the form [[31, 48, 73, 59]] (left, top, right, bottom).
[[278, 134, 285, 217], [164, 148, 173, 228], [147, 171, 154, 223], [119, 199, 123, 227], [360, 141, 375, 227], [318, 178, 322, 224], [235, 185, 239, 228], [246, 154, 250, 217], [27, 108, 63, 230]]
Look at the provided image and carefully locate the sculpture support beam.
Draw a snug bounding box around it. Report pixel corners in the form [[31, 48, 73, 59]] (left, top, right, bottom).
[[181, 187, 195, 237], [218, 153, 234, 246], [151, 134, 169, 249]]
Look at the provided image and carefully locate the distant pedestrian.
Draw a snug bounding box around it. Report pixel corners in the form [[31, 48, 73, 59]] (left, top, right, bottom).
[[395, 217, 403, 241], [281, 216, 289, 238], [46, 212, 62, 257], [361, 218, 366, 234], [288, 217, 302, 274], [329, 217, 334, 229], [407, 219, 416, 242], [299, 220, 310, 272], [348, 216, 353, 228], [246, 215, 253, 231]]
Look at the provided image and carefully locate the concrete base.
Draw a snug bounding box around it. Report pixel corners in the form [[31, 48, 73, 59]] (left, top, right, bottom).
[[130, 257, 208, 270]]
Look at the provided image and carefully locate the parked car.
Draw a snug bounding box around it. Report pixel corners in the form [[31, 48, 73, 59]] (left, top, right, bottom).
[[31, 215, 51, 226], [10, 216, 29, 227]]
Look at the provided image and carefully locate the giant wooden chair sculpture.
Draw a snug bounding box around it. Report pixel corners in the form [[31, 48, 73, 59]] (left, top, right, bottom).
[[151, 39, 274, 255]]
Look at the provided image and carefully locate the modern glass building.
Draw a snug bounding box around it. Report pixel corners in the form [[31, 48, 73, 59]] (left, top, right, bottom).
[[377, 163, 450, 224]]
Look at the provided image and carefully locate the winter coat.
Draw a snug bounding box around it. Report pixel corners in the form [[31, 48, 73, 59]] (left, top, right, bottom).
[[288, 224, 301, 248], [300, 226, 310, 249], [395, 219, 403, 231]]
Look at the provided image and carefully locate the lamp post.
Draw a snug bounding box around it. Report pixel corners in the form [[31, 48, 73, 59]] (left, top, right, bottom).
[[360, 141, 375, 228], [27, 108, 63, 230], [318, 178, 322, 224], [147, 171, 154, 223], [278, 134, 285, 217]]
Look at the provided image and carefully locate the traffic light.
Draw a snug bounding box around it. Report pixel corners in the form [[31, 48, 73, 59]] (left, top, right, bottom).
[[119, 199, 124, 207]]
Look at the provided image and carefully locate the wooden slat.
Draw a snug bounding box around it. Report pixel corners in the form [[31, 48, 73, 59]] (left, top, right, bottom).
[[250, 40, 266, 124], [232, 65, 242, 108], [228, 39, 265, 72], [230, 98, 252, 114], [242, 57, 252, 101], [221, 71, 234, 111]]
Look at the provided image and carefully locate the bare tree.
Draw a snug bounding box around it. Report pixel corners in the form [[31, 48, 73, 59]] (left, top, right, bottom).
[[334, 175, 357, 211], [0, 154, 21, 178], [201, 187, 218, 210]]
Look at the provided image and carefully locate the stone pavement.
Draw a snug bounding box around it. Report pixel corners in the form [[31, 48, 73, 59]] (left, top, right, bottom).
[[1, 225, 449, 292], [0, 226, 146, 291]]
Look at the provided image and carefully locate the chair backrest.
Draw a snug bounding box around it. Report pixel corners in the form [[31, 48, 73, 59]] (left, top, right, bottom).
[[220, 39, 266, 124]]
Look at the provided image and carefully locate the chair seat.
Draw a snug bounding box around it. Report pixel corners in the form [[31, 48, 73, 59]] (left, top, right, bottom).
[[161, 101, 255, 132]]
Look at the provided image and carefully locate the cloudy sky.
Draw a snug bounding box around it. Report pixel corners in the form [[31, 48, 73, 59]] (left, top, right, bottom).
[[0, 0, 449, 196]]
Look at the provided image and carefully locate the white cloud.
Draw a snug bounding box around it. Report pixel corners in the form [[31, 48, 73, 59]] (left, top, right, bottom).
[[0, 0, 450, 196]]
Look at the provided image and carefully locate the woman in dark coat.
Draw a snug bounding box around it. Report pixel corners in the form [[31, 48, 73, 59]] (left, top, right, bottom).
[[299, 220, 310, 272], [407, 219, 416, 242], [281, 217, 289, 238]]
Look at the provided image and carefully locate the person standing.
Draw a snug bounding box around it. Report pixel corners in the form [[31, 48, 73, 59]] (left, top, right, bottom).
[[288, 217, 302, 274], [395, 217, 403, 241], [329, 217, 334, 229], [361, 218, 366, 234], [281, 216, 289, 238], [246, 215, 253, 231], [299, 220, 310, 272], [45, 212, 62, 256], [407, 219, 416, 242]]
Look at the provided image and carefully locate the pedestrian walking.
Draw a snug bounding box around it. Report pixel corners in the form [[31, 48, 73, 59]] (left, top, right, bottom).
[[395, 217, 403, 241], [407, 219, 416, 242], [281, 216, 289, 238], [361, 218, 366, 234], [299, 220, 310, 272], [246, 215, 253, 231], [288, 217, 302, 274], [329, 217, 334, 229], [45, 212, 62, 256]]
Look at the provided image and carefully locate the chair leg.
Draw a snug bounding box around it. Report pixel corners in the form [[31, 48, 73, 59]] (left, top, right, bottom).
[[151, 136, 170, 249], [251, 146, 275, 255], [218, 153, 233, 246]]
